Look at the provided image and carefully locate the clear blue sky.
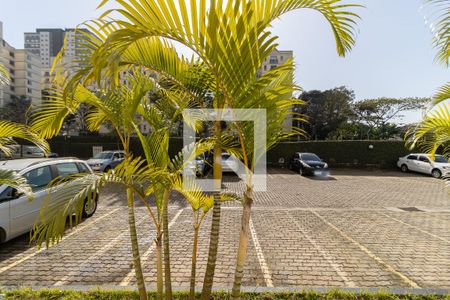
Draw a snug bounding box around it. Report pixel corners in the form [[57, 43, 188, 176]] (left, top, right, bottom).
[[0, 0, 448, 123]]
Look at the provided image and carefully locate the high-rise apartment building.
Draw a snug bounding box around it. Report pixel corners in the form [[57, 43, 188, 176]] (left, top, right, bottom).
[[24, 28, 92, 90], [0, 21, 41, 107], [258, 49, 294, 77], [258, 49, 295, 129]]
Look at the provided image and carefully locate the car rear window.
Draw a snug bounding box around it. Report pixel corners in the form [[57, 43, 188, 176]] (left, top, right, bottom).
[[56, 163, 80, 177], [407, 155, 418, 160]]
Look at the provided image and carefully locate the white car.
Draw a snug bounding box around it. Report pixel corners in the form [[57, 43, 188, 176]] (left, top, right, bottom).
[[0, 158, 97, 243], [221, 152, 239, 173], [397, 153, 450, 178]]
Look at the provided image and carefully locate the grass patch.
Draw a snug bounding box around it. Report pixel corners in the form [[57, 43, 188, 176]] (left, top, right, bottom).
[[0, 288, 449, 300]]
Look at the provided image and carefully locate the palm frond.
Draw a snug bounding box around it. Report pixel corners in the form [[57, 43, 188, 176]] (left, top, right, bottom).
[[0, 169, 33, 201], [0, 120, 49, 156], [425, 0, 450, 65], [31, 173, 102, 248], [407, 102, 450, 155], [0, 63, 10, 86], [433, 82, 450, 105]]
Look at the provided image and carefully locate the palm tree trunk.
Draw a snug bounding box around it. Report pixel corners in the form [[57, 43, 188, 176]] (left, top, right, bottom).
[[162, 189, 172, 300], [201, 121, 222, 299], [190, 226, 200, 300], [127, 188, 148, 300], [156, 230, 164, 300], [231, 187, 253, 300]]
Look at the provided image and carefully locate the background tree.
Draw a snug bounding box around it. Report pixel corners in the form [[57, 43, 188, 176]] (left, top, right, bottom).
[[295, 86, 355, 140], [0, 96, 32, 124]]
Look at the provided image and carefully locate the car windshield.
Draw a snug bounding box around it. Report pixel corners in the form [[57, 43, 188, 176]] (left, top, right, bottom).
[[433, 155, 448, 163], [93, 152, 113, 159], [27, 146, 42, 153], [301, 153, 321, 161]]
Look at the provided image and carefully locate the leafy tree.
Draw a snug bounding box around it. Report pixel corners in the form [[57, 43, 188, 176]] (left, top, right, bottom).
[[295, 86, 355, 140], [0, 95, 32, 124]]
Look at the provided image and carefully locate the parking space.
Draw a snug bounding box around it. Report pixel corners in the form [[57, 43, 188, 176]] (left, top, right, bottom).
[[0, 168, 449, 290]]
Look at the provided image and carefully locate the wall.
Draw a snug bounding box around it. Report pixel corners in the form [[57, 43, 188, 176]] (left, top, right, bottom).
[[267, 140, 410, 169], [46, 137, 410, 170]]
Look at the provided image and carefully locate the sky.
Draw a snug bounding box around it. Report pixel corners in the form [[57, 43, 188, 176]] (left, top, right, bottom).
[[0, 0, 448, 123]]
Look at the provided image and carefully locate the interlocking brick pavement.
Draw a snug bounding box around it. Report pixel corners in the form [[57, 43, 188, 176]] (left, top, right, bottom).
[[0, 169, 449, 290]]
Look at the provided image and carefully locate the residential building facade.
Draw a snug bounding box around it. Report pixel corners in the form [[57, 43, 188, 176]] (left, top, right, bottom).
[[258, 49, 294, 130], [25, 28, 92, 91], [0, 21, 41, 107]]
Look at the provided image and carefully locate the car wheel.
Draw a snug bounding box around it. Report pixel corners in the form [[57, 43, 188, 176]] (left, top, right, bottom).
[[401, 164, 408, 173], [431, 169, 442, 179], [82, 198, 97, 218], [103, 166, 111, 173]]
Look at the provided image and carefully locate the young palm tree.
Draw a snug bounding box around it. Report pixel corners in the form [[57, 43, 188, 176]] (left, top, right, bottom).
[[88, 1, 359, 298], [31, 73, 163, 300]]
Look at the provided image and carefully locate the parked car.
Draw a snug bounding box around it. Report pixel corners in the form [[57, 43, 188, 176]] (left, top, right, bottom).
[[86, 150, 125, 172], [191, 152, 213, 177], [397, 153, 450, 178], [221, 152, 239, 173], [0, 145, 58, 159], [188, 152, 239, 176], [0, 158, 97, 243], [289, 152, 329, 176]]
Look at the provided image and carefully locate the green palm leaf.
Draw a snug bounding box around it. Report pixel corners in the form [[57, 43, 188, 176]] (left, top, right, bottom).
[[425, 0, 450, 65], [407, 103, 450, 155], [0, 120, 49, 156], [0, 169, 33, 200], [0, 63, 10, 86], [433, 82, 450, 105]]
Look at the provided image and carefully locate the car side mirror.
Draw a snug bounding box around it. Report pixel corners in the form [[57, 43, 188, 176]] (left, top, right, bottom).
[[10, 188, 23, 199]]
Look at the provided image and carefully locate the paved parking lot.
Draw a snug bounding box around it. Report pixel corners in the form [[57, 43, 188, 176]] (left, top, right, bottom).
[[0, 168, 449, 290]]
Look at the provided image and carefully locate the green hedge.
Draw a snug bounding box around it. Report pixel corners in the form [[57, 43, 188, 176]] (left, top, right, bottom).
[[1, 288, 449, 300], [46, 137, 410, 169], [267, 141, 410, 169]]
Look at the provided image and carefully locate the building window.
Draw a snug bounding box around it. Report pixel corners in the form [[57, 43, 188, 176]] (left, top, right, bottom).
[[27, 88, 32, 93], [27, 72, 32, 77], [27, 63, 32, 69], [10, 86, 15, 92], [27, 80, 32, 85]]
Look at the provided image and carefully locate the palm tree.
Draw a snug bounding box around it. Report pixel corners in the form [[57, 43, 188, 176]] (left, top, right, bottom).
[[88, 1, 360, 298], [31, 73, 163, 300]]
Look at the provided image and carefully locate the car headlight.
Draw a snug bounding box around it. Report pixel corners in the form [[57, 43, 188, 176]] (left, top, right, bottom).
[[324, 163, 328, 168]]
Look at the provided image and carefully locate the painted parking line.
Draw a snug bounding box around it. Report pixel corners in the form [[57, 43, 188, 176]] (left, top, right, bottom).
[[249, 217, 274, 287], [54, 213, 149, 286], [286, 212, 356, 287], [120, 208, 184, 286], [0, 207, 122, 275], [381, 213, 450, 244], [311, 211, 421, 289]]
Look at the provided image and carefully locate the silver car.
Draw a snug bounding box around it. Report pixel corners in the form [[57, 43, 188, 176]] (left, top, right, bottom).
[[0, 158, 97, 243], [86, 150, 125, 172]]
